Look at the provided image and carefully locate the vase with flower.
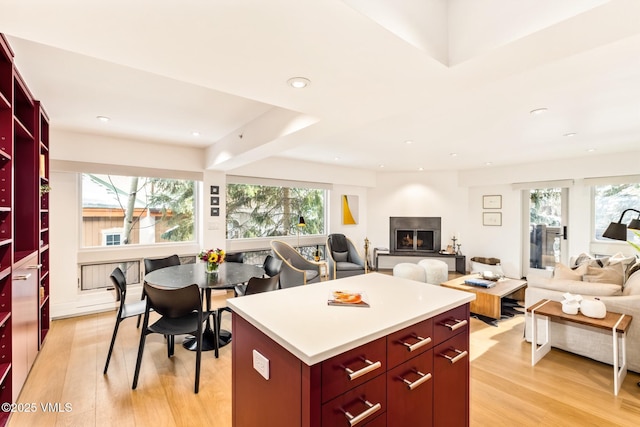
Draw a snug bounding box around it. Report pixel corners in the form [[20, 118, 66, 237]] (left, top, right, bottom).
[[198, 248, 226, 274]]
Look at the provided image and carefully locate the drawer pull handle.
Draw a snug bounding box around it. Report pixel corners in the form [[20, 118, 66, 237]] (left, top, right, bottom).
[[401, 369, 432, 390], [344, 358, 382, 380], [14, 274, 31, 281], [441, 348, 468, 364], [343, 399, 382, 426], [400, 334, 432, 352], [27, 264, 43, 269], [442, 318, 467, 331]]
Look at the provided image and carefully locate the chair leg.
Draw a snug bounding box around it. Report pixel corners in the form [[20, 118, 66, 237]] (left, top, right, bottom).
[[195, 330, 202, 394], [103, 318, 121, 374], [167, 335, 175, 357], [132, 331, 148, 390], [211, 311, 220, 359]]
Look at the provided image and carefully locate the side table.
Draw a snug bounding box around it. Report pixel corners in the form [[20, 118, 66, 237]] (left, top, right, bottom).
[[527, 299, 633, 395]]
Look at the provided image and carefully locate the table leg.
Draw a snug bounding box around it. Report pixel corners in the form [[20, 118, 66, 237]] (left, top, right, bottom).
[[531, 310, 551, 365], [183, 288, 232, 351], [612, 327, 627, 396]]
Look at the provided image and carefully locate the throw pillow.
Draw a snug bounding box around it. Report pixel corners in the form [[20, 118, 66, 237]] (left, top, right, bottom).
[[333, 251, 349, 262], [583, 265, 624, 286], [625, 259, 640, 282], [571, 253, 594, 268], [554, 262, 588, 280]]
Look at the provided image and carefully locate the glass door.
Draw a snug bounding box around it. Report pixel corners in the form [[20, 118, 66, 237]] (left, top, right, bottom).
[[524, 187, 569, 276]]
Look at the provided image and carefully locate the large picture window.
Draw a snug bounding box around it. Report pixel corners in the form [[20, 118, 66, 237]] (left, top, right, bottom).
[[594, 182, 640, 242], [226, 183, 326, 239], [81, 173, 196, 247]]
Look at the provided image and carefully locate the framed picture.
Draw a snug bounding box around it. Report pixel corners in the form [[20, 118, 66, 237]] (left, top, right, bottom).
[[483, 195, 502, 209], [210, 185, 219, 195], [483, 212, 502, 226], [211, 207, 220, 217], [211, 196, 219, 206]]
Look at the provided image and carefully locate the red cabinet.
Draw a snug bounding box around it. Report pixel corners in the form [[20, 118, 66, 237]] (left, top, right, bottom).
[[232, 303, 470, 427], [0, 33, 50, 424]]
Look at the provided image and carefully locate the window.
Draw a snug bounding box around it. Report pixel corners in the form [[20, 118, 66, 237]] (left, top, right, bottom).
[[594, 183, 640, 243], [81, 173, 196, 247], [226, 183, 326, 239]]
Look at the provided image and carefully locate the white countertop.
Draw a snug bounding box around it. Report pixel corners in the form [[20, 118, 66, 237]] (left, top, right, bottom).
[[227, 273, 475, 365]]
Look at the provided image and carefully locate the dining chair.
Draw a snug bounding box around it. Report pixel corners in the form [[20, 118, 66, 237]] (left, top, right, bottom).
[[326, 233, 366, 280], [132, 283, 218, 394], [225, 252, 245, 263], [139, 254, 181, 326], [103, 267, 147, 374], [217, 274, 280, 337]]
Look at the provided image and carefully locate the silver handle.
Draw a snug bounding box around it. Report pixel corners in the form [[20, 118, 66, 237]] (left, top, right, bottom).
[[344, 358, 382, 380], [344, 399, 382, 426], [400, 334, 432, 352], [27, 264, 43, 269], [441, 348, 468, 364], [14, 274, 31, 280], [401, 370, 432, 390], [442, 318, 467, 331]]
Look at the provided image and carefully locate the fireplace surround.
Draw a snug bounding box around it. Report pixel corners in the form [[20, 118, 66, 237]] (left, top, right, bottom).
[[390, 217, 441, 254]]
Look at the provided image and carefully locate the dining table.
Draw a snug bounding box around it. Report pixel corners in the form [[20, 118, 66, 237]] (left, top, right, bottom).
[[143, 261, 265, 351]]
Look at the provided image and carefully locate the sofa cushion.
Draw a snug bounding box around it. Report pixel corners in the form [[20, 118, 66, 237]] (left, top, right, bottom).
[[623, 271, 640, 295], [625, 258, 640, 282], [554, 262, 588, 280], [333, 251, 349, 262], [527, 277, 622, 296], [583, 265, 624, 286]]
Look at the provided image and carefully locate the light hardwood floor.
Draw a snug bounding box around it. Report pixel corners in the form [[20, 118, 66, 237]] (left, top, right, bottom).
[[8, 292, 640, 427]]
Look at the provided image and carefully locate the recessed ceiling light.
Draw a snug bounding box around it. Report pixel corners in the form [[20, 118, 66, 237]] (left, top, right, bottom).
[[379, 164, 385, 168], [563, 132, 577, 137], [192, 131, 200, 137], [418, 167, 424, 171], [587, 148, 596, 152], [485, 162, 493, 166], [96, 115, 110, 122], [287, 77, 311, 89], [333, 157, 340, 161], [405, 140, 413, 145], [529, 108, 548, 116], [449, 153, 458, 157]]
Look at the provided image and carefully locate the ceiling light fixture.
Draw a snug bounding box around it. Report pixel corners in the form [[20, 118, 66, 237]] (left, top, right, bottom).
[[485, 162, 493, 166], [192, 131, 200, 137], [418, 167, 424, 171], [379, 164, 385, 168], [587, 148, 596, 152], [96, 115, 110, 122], [529, 108, 548, 116], [563, 132, 577, 137], [449, 153, 458, 157], [287, 77, 311, 89], [405, 140, 413, 144]]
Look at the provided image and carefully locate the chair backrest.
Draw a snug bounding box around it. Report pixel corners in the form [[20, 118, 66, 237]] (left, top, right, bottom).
[[110, 267, 127, 302], [244, 274, 280, 296], [328, 233, 350, 261], [226, 252, 245, 263], [263, 255, 283, 277], [143, 283, 201, 318], [144, 254, 181, 274]]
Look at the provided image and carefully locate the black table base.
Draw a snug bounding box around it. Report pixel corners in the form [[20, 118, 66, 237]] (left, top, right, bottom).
[[183, 328, 232, 351]]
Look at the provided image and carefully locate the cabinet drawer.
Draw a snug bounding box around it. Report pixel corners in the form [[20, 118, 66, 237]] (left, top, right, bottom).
[[322, 373, 386, 427], [434, 331, 469, 427], [387, 350, 433, 427], [321, 337, 386, 403], [433, 304, 469, 345], [387, 318, 433, 369]]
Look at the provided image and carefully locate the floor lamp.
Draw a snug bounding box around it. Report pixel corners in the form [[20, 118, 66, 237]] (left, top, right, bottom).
[[297, 216, 306, 250]]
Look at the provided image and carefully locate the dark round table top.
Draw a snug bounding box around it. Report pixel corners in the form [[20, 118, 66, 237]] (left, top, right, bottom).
[[143, 262, 264, 290]]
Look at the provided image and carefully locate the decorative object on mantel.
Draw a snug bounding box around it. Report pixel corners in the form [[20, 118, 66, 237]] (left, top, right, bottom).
[[483, 212, 502, 226], [40, 184, 51, 195], [198, 248, 226, 273], [483, 194, 502, 209]]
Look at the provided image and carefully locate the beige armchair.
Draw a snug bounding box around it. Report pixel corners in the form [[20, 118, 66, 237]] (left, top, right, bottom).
[[326, 234, 367, 280], [270, 240, 322, 288]]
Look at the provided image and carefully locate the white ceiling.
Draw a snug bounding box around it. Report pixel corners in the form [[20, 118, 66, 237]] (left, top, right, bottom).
[[2, 0, 640, 172]]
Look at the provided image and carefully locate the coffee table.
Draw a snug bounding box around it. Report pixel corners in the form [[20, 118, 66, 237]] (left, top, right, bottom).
[[440, 274, 527, 320]]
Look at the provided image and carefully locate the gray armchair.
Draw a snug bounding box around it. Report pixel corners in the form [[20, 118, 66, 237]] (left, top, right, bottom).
[[326, 234, 367, 280], [270, 240, 323, 288]]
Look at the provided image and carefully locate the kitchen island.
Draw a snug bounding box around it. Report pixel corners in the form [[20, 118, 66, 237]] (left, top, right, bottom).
[[228, 272, 475, 427]]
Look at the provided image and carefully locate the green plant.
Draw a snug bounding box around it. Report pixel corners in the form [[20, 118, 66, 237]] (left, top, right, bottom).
[[629, 230, 640, 253]]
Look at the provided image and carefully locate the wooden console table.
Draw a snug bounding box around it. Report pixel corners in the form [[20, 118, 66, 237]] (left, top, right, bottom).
[[527, 299, 632, 395]]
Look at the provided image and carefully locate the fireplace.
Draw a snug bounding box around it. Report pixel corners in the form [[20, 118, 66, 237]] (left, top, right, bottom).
[[390, 217, 441, 254]]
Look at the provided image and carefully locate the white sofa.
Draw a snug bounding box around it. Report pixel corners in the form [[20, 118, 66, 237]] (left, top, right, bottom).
[[524, 255, 640, 373]]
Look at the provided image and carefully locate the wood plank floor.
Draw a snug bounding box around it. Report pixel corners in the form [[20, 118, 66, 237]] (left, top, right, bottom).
[[8, 292, 640, 426]]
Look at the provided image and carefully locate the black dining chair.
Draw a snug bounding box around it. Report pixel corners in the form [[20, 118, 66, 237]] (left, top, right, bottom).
[[217, 274, 280, 339], [132, 283, 218, 394], [263, 254, 283, 288], [139, 254, 181, 326], [103, 267, 147, 374]]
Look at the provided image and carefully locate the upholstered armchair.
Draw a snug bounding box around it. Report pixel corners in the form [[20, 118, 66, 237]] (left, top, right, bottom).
[[326, 234, 367, 280], [270, 240, 323, 289]]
